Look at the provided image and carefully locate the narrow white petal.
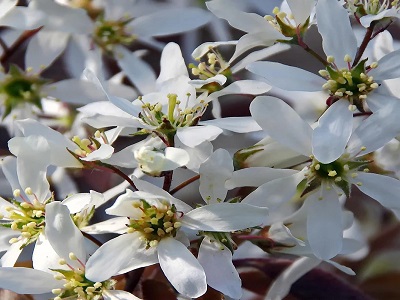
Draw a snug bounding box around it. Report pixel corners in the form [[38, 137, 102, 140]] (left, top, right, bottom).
[[369, 49, 400, 80], [0, 7, 44, 30], [316, 0, 357, 68], [347, 102, 400, 156], [226, 167, 297, 189], [0, 239, 24, 267], [265, 257, 321, 300], [192, 40, 237, 60], [0, 267, 62, 294], [45, 202, 86, 264], [242, 172, 304, 209], [82, 217, 128, 234], [326, 260, 356, 275], [132, 8, 211, 37], [103, 290, 142, 300], [157, 42, 188, 84], [354, 172, 400, 213], [199, 148, 233, 204], [32, 234, 63, 272], [158, 238, 207, 298], [163, 147, 190, 170], [207, 0, 268, 32], [307, 190, 343, 260], [206, 80, 271, 100], [115, 46, 156, 95], [287, 0, 315, 25], [250, 96, 313, 156], [198, 237, 242, 299], [81, 144, 114, 161], [25, 31, 69, 72], [247, 62, 324, 91], [182, 203, 268, 231], [200, 117, 262, 133], [85, 233, 140, 282], [176, 125, 223, 147], [312, 99, 353, 163]]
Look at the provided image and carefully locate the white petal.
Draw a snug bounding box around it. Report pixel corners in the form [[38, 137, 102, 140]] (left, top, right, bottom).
[[182, 203, 268, 231], [115, 46, 156, 95], [312, 99, 353, 163], [316, 0, 357, 68], [226, 167, 298, 189], [132, 7, 211, 37], [242, 172, 304, 209], [45, 202, 86, 264], [85, 233, 140, 282], [163, 147, 190, 170], [176, 125, 223, 147], [230, 31, 285, 62], [369, 49, 400, 80], [198, 237, 242, 299], [32, 234, 63, 272], [25, 31, 69, 72], [354, 172, 400, 213], [287, 0, 315, 25], [365, 92, 398, 112], [347, 102, 400, 156], [199, 149, 233, 204], [265, 257, 321, 300], [307, 190, 343, 260], [0, 7, 44, 30], [61, 193, 93, 214], [0, 267, 62, 294], [13, 136, 51, 202], [190, 74, 227, 89], [0, 0, 17, 18], [0, 239, 24, 267], [200, 117, 262, 133], [326, 260, 356, 275], [209, 80, 271, 99], [158, 237, 207, 298], [81, 144, 114, 161], [46, 79, 109, 105], [82, 217, 128, 234], [157, 42, 188, 84], [192, 40, 237, 60], [359, 8, 398, 27], [232, 43, 291, 73], [250, 96, 313, 156], [103, 290, 142, 300], [247, 62, 324, 91]]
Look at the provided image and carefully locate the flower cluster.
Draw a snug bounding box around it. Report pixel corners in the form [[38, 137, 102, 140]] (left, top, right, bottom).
[[0, 0, 400, 299]]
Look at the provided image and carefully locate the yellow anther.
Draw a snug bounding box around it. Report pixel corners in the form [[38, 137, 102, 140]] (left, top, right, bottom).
[[25, 187, 33, 195], [314, 164, 321, 171], [328, 170, 337, 177], [327, 56, 335, 63], [13, 189, 21, 198]]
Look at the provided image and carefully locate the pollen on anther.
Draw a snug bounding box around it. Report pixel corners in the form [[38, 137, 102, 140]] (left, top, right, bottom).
[[328, 170, 337, 177], [13, 189, 21, 198]]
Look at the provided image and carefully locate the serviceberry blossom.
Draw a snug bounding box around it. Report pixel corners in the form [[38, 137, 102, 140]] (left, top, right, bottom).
[[244, 95, 400, 259]]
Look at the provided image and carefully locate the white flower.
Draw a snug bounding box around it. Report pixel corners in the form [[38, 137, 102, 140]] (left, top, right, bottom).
[[243, 96, 400, 259], [85, 177, 268, 298], [0, 202, 140, 300], [247, 0, 400, 119]]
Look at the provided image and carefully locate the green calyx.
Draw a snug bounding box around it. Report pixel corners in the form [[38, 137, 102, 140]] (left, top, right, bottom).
[[0, 65, 48, 119]]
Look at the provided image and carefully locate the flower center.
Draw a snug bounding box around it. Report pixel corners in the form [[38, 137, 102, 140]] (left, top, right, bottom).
[[93, 16, 136, 53], [127, 199, 182, 248], [0, 65, 47, 119], [52, 253, 115, 300], [138, 93, 208, 130], [71, 130, 108, 158], [300, 153, 370, 198], [1, 188, 52, 248], [345, 0, 400, 15], [320, 56, 379, 111], [264, 7, 310, 37]]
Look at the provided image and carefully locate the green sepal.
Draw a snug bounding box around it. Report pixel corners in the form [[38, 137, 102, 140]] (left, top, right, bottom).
[[233, 146, 263, 170]]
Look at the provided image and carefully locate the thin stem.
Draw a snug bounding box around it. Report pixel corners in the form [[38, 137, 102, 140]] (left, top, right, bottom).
[[0, 27, 42, 68], [162, 171, 173, 192], [107, 165, 138, 191], [352, 25, 375, 67], [296, 27, 329, 66], [170, 174, 200, 195], [0, 37, 9, 54], [82, 231, 103, 247]]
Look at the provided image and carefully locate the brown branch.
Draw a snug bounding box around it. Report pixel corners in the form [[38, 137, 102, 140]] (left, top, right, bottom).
[[170, 174, 200, 195]]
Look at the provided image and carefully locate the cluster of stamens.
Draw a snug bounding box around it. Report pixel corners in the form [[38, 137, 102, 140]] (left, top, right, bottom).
[[346, 0, 400, 15], [93, 16, 136, 52], [0, 188, 52, 248], [0, 65, 47, 118], [264, 7, 309, 37], [127, 199, 182, 248], [189, 48, 231, 86], [320, 55, 379, 110], [301, 149, 370, 198], [138, 93, 207, 130], [52, 252, 115, 300], [72, 131, 108, 158]]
